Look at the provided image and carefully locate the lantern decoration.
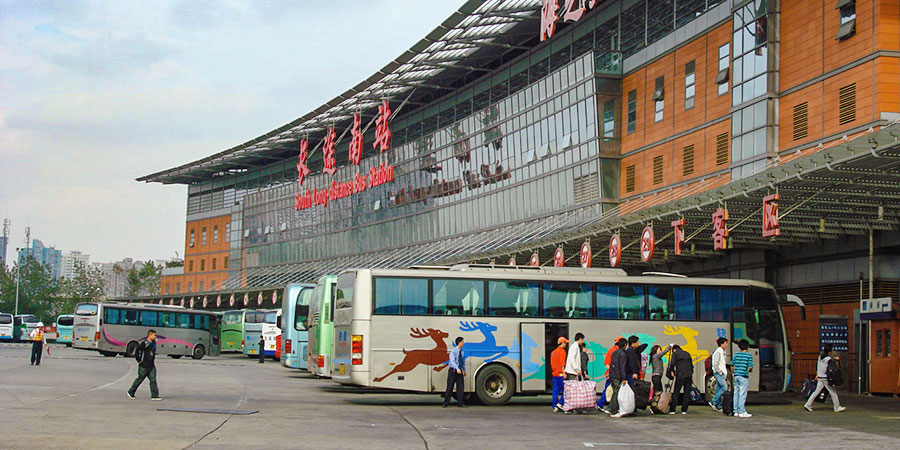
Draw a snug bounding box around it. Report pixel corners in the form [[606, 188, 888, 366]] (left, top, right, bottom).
[[529, 252, 540, 267], [179, 299, 184, 307], [640, 226, 655, 263], [508, 256, 516, 266], [553, 247, 564, 267], [609, 234, 622, 268], [580, 241, 592, 268], [169, 299, 174, 306]]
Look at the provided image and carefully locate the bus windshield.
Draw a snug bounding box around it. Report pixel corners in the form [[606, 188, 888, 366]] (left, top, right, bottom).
[[22, 315, 39, 323], [57, 316, 74, 326], [75, 304, 99, 316], [245, 312, 265, 323], [0, 314, 11, 324]]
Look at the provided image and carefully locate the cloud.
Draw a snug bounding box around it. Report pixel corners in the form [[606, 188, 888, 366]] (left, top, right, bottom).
[[49, 33, 175, 76]]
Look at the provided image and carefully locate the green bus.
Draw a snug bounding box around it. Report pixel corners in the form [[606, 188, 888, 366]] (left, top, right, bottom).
[[221, 310, 252, 352], [307, 275, 337, 377]]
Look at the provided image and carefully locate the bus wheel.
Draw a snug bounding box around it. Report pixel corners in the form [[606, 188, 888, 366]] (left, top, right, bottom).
[[192, 345, 206, 360], [125, 341, 139, 358], [704, 374, 717, 404], [169, 355, 183, 359], [475, 365, 514, 406]]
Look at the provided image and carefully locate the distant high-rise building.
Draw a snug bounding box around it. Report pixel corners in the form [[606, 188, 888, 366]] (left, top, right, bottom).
[[18, 239, 63, 278], [62, 251, 91, 279], [0, 218, 9, 267], [95, 258, 144, 298]]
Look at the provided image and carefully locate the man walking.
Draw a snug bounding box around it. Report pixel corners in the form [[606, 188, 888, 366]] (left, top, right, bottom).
[[624, 335, 642, 383], [564, 333, 584, 380], [29, 323, 47, 366], [710, 337, 729, 410], [127, 330, 161, 401], [607, 338, 628, 417], [667, 344, 694, 414], [550, 336, 568, 412], [443, 337, 466, 408]]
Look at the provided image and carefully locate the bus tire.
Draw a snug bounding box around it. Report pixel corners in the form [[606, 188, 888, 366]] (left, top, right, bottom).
[[169, 354, 183, 359], [704, 374, 717, 404], [125, 341, 139, 358], [192, 345, 205, 360], [475, 364, 515, 406]]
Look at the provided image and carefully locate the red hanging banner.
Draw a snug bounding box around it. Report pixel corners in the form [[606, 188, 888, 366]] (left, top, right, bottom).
[[580, 241, 592, 268], [712, 208, 729, 250], [640, 226, 655, 263], [762, 194, 780, 237], [671, 218, 685, 256], [553, 247, 564, 267], [609, 234, 622, 268], [529, 252, 540, 267]]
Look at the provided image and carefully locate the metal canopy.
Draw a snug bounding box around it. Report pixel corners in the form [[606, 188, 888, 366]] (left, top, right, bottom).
[[138, 0, 543, 185], [222, 121, 900, 288]]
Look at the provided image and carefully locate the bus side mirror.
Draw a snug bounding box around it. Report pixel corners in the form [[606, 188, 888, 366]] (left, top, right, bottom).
[[784, 294, 806, 321]]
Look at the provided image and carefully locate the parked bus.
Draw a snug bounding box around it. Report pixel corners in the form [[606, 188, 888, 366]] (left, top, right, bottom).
[[262, 309, 281, 360], [331, 265, 790, 406], [55, 314, 75, 346], [307, 275, 337, 376], [13, 315, 41, 342], [72, 302, 220, 359], [221, 310, 251, 352], [0, 313, 13, 341], [242, 311, 266, 358], [280, 283, 315, 369]]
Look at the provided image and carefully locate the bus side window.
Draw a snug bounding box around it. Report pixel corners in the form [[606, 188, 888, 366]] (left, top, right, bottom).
[[177, 314, 191, 329], [488, 280, 538, 317], [161, 312, 176, 328], [105, 308, 120, 325], [433, 279, 484, 316], [543, 282, 592, 318], [140, 311, 159, 327], [699, 288, 744, 321], [194, 314, 208, 330]]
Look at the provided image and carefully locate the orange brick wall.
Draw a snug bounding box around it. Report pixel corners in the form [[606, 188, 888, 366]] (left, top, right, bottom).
[[160, 214, 231, 294]]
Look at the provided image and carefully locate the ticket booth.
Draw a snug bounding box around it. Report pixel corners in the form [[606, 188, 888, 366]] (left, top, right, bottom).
[[869, 316, 899, 395]]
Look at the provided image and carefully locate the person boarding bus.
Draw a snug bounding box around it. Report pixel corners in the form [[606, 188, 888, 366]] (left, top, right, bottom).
[[29, 323, 48, 366]]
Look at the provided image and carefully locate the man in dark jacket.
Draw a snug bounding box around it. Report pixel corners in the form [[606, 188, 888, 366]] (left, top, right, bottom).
[[127, 330, 161, 400], [667, 344, 693, 414], [624, 335, 642, 382], [607, 338, 628, 417]]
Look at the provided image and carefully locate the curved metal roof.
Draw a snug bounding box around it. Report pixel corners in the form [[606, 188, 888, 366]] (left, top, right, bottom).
[[138, 0, 544, 185]]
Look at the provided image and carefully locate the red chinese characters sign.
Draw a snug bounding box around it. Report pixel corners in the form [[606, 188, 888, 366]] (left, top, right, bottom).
[[539, 0, 558, 42], [640, 226, 655, 263], [712, 208, 729, 250], [296, 139, 310, 187], [671, 218, 685, 256], [580, 241, 592, 268], [553, 247, 564, 267], [540, 0, 600, 41], [609, 234, 621, 268], [762, 194, 780, 237], [348, 113, 363, 165], [374, 100, 392, 152], [322, 127, 337, 176]]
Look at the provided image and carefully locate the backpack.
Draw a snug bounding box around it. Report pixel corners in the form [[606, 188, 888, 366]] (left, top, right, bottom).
[[826, 359, 843, 386], [704, 356, 712, 374]]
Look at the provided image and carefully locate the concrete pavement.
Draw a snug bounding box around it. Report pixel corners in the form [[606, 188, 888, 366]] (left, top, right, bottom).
[[1, 344, 898, 449]]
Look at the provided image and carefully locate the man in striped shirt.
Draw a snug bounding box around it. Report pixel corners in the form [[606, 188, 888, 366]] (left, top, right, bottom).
[[731, 339, 754, 418]]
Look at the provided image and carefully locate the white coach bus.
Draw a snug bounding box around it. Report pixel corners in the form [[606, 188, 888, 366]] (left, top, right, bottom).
[[331, 265, 790, 405], [73, 302, 220, 359]]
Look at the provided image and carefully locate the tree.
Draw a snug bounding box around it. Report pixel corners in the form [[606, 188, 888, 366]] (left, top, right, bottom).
[[59, 261, 106, 315], [0, 257, 62, 324], [125, 261, 163, 296]]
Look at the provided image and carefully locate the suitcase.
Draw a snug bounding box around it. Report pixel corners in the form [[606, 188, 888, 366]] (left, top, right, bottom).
[[802, 379, 827, 403], [655, 384, 672, 412], [632, 380, 652, 410], [650, 391, 666, 414], [562, 378, 598, 411], [722, 390, 734, 416]]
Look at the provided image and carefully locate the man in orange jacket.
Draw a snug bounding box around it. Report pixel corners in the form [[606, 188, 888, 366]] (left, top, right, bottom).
[[551, 336, 568, 412]]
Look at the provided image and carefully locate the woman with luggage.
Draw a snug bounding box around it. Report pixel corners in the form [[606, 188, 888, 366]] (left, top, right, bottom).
[[648, 343, 672, 396], [803, 344, 847, 413]]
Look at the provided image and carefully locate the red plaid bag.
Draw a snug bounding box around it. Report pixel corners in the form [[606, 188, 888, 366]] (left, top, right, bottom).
[[562, 378, 597, 411]]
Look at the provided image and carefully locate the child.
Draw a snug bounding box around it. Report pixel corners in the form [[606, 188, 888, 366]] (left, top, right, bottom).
[[731, 339, 754, 418]]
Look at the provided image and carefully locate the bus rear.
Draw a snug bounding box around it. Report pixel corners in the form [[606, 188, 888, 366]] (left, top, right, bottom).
[[311, 275, 338, 377], [0, 313, 13, 341], [281, 283, 314, 369], [220, 310, 245, 352], [55, 315, 75, 345], [332, 270, 371, 385], [72, 303, 101, 350], [14, 315, 40, 342], [262, 309, 281, 359], [242, 311, 264, 357]]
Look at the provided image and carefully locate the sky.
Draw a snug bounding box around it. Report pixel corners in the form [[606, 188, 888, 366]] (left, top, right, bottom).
[[0, 0, 462, 263]]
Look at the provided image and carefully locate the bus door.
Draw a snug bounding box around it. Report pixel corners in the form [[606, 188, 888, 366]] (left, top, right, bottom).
[[731, 308, 760, 391], [209, 316, 221, 356], [519, 322, 568, 392]]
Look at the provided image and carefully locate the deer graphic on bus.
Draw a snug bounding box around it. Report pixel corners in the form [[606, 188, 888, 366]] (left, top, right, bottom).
[[374, 328, 449, 383], [664, 325, 710, 364], [460, 321, 509, 363]]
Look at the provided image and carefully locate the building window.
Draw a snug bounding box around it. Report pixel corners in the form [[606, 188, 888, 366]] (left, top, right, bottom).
[[652, 156, 663, 185], [652, 77, 665, 122], [877, 330, 883, 357], [212, 258, 217, 270], [176, 282, 181, 293], [187, 282, 192, 293], [188, 260, 194, 272], [165, 283, 170, 294], [225, 223, 231, 242], [201, 227, 207, 246], [839, 83, 856, 125], [223, 256, 229, 269], [717, 43, 729, 96], [716, 133, 729, 166], [213, 225, 218, 244], [189, 229, 195, 248], [731, 3, 768, 107], [625, 165, 636, 193], [793, 102, 808, 140], [836, 0, 856, 40], [627, 90, 637, 134], [683, 145, 695, 176], [200, 259, 205, 271], [685, 61, 696, 110], [602, 99, 615, 139]]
